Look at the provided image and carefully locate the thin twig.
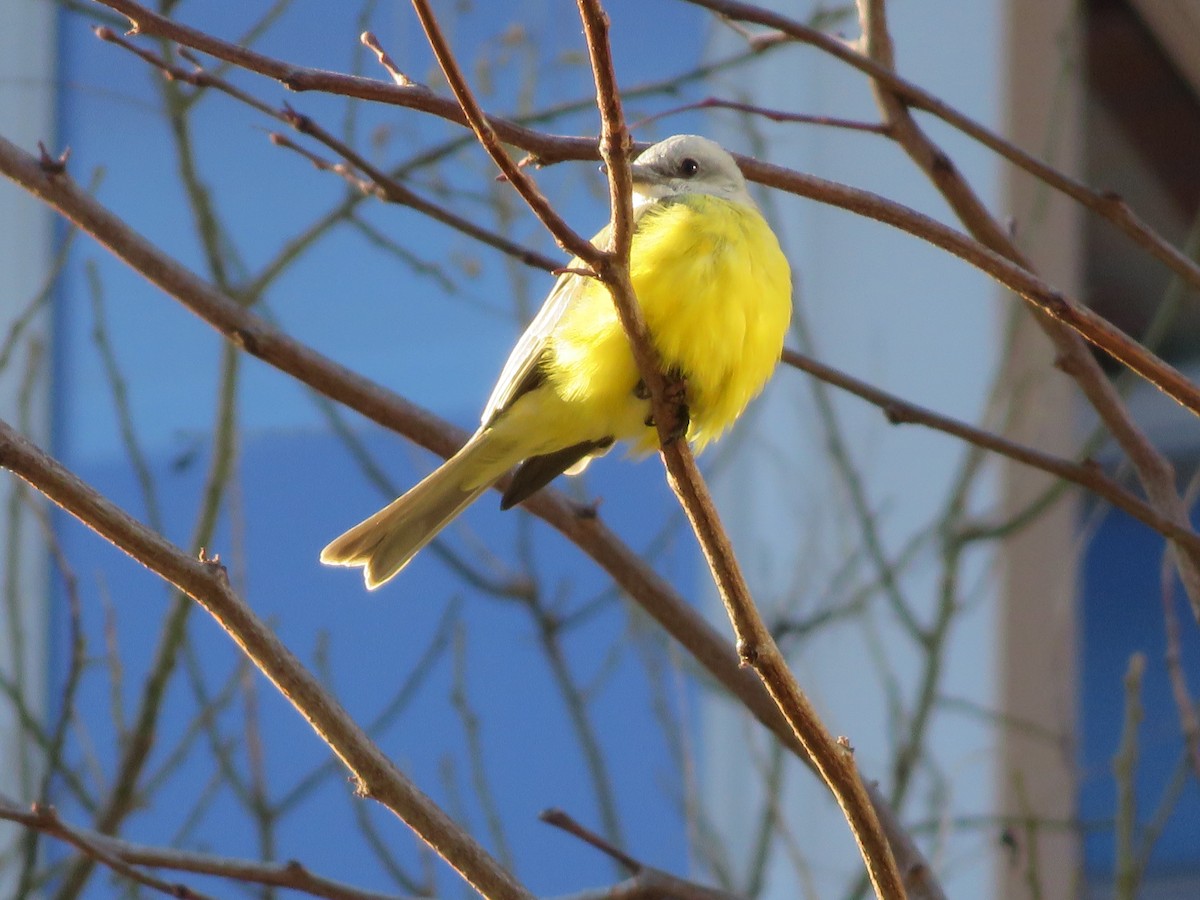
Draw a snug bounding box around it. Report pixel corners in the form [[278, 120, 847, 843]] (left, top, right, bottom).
[[1112, 653, 1145, 900], [408, 0, 598, 264], [449, 626, 515, 871], [540, 808, 642, 873], [94, 26, 563, 275], [360, 30, 414, 87], [0, 793, 403, 900], [2, 799, 215, 899], [1163, 468, 1200, 776], [526, 593, 626, 860], [634, 97, 890, 135], [18, 499, 89, 894], [2, 340, 43, 804]]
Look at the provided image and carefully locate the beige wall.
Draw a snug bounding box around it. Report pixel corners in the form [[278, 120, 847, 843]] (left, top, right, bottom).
[[997, 0, 1085, 897]]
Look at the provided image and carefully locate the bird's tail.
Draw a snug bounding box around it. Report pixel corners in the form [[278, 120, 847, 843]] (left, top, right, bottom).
[[320, 433, 499, 589]]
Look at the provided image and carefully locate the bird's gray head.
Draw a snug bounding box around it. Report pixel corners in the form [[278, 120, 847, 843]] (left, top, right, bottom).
[[629, 134, 753, 207]]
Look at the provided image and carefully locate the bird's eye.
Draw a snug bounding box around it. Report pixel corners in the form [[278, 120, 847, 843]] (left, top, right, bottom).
[[679, 157, 700, 177]]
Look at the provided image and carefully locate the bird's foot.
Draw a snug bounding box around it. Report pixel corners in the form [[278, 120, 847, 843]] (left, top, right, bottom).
[[641, 370, 690, 444]]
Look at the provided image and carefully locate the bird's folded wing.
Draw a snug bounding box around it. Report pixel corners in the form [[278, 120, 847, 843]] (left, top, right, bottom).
[[481, 219, 627, 426], [481, 202, 666, 427], [480, 266, 584, 425]]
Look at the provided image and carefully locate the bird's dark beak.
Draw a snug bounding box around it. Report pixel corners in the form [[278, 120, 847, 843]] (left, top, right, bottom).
[[598, 161, 656, 186], [628, 162, 655, 186]]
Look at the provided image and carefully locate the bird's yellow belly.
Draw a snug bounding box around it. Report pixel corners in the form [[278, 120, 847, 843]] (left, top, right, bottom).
[[545, 195, 792, 453]]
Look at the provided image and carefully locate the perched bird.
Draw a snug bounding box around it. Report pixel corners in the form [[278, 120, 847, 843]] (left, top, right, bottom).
[[321, 134, 792, 588]]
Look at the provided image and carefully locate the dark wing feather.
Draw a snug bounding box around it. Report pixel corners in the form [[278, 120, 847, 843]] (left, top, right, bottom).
[[500, 437, 614, 510]]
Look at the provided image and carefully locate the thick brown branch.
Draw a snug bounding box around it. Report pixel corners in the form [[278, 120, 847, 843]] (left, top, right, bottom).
[[0, 421, 530, 900], [681, 0, 1200, 298], [575, 2, 905, 897], [0, 112, 962, 897], [90, 0, 1200, 420], [849, 0, 1200, 623], [782, 349, 1200, 556]]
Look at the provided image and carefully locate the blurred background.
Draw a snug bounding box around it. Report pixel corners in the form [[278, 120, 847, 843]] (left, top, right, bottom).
[[1, 0, 1198, 897]]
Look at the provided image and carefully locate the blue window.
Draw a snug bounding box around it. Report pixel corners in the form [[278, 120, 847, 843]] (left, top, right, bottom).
[[1079, 493, 1200, 891]]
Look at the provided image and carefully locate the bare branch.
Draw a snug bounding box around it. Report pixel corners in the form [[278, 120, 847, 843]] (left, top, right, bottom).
[[92, 0, 605, 163], [541, 808, 642, 874], [633, 97, 890, 135], [1160, 527, 1200, 778], [851, 0, 1200, 626], [681, 0, 1200, 298], [782, 349, 1200, 557], [0, 421, 530, 900], [408, 0, 598, 264], [555, 868, 743, 900], [573, 1, 906, 896], [0, 793, 404, 900], [543, 809, 752, 900], [0, 797, 215, 899], [89, 0, 1200, 421], [1112, 654, 1146, 900], [360, 31, 414, 87], [94, 26, 563, 276]]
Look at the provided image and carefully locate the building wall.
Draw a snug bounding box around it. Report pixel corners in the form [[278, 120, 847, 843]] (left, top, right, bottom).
[[995, 1, 1085, 897], [0, 1, 57, 894], [702, 1, 1024, 897]]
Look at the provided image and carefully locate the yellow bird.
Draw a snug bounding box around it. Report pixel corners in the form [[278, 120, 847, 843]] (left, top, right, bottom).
[[321, 134, 792, 588]]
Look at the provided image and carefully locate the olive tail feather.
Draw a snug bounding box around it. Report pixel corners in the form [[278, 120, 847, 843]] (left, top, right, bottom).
[[320, 435, 496, 589]]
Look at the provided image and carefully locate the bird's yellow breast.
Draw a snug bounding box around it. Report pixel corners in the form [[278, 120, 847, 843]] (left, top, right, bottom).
[[545, 195, 792, 452]]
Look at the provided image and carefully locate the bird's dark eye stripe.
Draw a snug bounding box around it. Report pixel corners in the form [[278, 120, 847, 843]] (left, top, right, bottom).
[[679, 157, 700, 177]]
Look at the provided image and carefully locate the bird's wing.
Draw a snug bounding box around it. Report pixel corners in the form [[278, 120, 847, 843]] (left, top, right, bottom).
[[499, 435, 614, 509], [479, 268, 583, 426], [481, 220, 614, 425], [481, 207, 656, 427]]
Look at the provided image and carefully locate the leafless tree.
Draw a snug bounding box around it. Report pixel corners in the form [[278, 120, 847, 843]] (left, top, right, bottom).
[[0, 1, 1197, 898]]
